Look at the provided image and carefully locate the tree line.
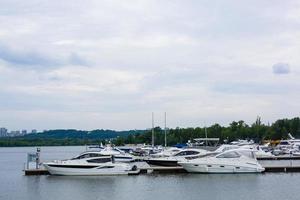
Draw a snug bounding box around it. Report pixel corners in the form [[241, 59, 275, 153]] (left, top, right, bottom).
[[114, 117, 300, 146], [0, 117, 299, 147]]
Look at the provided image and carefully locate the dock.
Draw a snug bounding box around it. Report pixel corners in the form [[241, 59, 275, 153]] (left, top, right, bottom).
[[257, 156, 300, 160], [23, 152, 300, 176], [24, 165, 300, 175], [24, 169, 50, 175]]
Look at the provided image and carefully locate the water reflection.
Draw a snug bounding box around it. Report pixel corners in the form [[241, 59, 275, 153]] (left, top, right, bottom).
[[26, 176, 42, 200]]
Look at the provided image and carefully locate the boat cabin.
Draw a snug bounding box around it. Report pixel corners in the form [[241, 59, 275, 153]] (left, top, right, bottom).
[[71, 152, 115, 163]]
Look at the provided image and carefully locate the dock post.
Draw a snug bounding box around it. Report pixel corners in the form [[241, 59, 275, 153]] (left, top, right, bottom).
[[36, 147, 41, 169], [26, 153, 30, 170]]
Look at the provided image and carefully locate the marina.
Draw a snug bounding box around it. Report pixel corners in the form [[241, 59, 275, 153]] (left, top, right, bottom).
[[23, 164, 300, 175], [1, 1, 300, 199], [2, 145, 300, 200], [23, 144, 300, 175]]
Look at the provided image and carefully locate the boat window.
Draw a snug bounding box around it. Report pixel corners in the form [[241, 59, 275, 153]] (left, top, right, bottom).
[[175, 151, 199, 156], [216, 151, 240, 158], [88, 153, 102, 158], [279, 141, 289, 145], [87, 158, 112, 163], [73, 153, 102, 160], [174, 151, 185, 156], [186, 151, 199, 155]]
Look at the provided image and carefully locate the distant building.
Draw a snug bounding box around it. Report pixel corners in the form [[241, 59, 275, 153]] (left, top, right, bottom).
[[21, 130, 27, 136], [31, 129, 37, 134], [10, 130, 21, 137], [0, 128, 8, 137]]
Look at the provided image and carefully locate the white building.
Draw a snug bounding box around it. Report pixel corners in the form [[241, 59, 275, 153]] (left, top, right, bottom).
[[21, 130, 27, 136], [0, 128, 8, 137]]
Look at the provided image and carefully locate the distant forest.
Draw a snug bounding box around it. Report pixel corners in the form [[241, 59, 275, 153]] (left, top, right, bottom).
[[0, 117, 299, 147]]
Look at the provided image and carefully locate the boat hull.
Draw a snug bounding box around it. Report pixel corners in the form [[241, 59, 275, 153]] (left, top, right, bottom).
[[43, 164, 131, 176], [145, 159, 179, 167], [179, 163, 265, 173]]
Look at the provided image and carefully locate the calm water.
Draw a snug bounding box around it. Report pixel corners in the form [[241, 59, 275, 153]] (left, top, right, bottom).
[[0, 146, 299, 200]]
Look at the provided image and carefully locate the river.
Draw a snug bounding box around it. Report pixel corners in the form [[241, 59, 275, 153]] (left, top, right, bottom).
[[0, 146, 298, 200]]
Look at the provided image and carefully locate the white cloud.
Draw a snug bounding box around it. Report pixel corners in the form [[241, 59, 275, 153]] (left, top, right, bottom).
[[0, 0, 300, 130]]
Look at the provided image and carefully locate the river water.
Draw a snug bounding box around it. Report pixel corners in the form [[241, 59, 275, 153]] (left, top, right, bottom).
[[0, 146, 299, 200]]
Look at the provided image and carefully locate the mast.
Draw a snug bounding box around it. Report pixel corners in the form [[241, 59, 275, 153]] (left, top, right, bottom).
[[164, 112, 167, 147], [152, 112, 154, 147], [205, 126, 208, 146]]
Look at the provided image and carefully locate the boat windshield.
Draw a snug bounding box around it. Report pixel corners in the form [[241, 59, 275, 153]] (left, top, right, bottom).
[[279, 141, 290, 145], [216, 151, 241, 158], [174, 150, 199, 156], [72, 153, 103, 160], [86, 157, 112, 163], [239, 151, 256, 159]]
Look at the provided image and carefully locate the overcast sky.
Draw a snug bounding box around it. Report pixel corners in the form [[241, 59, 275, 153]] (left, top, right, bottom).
[[0, 0, 300, 131]]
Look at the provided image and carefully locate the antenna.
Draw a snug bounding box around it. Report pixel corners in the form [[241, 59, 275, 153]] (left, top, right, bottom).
[[164, 112, 167, 147], [152, 112, 154, 147]]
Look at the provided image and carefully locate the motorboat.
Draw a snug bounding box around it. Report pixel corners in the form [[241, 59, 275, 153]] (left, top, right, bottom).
[[215, 144, 273, 158], [275, 133, 300, 155], [96, 145, 136, 162], [43, 152, 137, 176], [230, 139, 254, 146], [240, 145, 273, 158], [252, 146, 273, 158], [144, 148, 210, 166], [178, 149, 265, 173], [150, 147, 182, 158], [133, 145, 163, 156]]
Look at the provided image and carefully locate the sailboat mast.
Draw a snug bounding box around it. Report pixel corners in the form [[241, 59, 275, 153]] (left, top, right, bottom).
[[205, 126, 208, 146], [152, 112, 154, 147], [164, 112, 167, 147]]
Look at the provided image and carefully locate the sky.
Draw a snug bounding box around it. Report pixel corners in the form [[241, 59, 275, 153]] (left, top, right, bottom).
[[0, 0, 300, 131]]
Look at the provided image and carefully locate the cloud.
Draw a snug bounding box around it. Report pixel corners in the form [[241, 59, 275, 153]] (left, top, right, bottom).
[[272, 63, 291, 74], [0, 44, 89, 70], [0, 44, 61, 68], [0, 0, 300, 130], [69, 53, 89, 66]]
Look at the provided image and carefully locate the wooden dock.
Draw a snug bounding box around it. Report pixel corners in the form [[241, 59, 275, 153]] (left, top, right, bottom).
[[24, 165, 300, 175], [258, 156, 300, 160], [24, 156, 300, 175], [24, 169, 50, 176], [263, 166, 300, 172]]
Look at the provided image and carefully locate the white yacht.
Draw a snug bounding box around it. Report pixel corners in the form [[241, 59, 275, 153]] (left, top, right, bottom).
[[242, 145, 273, 158], [274, 133, 300, 155], [150, 147, 182, 158], [43, 152, 136, 176], [230, 139, 254, 146], [97, 145, 136, 162], [215, 144, 273, 158], [145, 148, 210, 166], [178, 149, 265, 173]]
